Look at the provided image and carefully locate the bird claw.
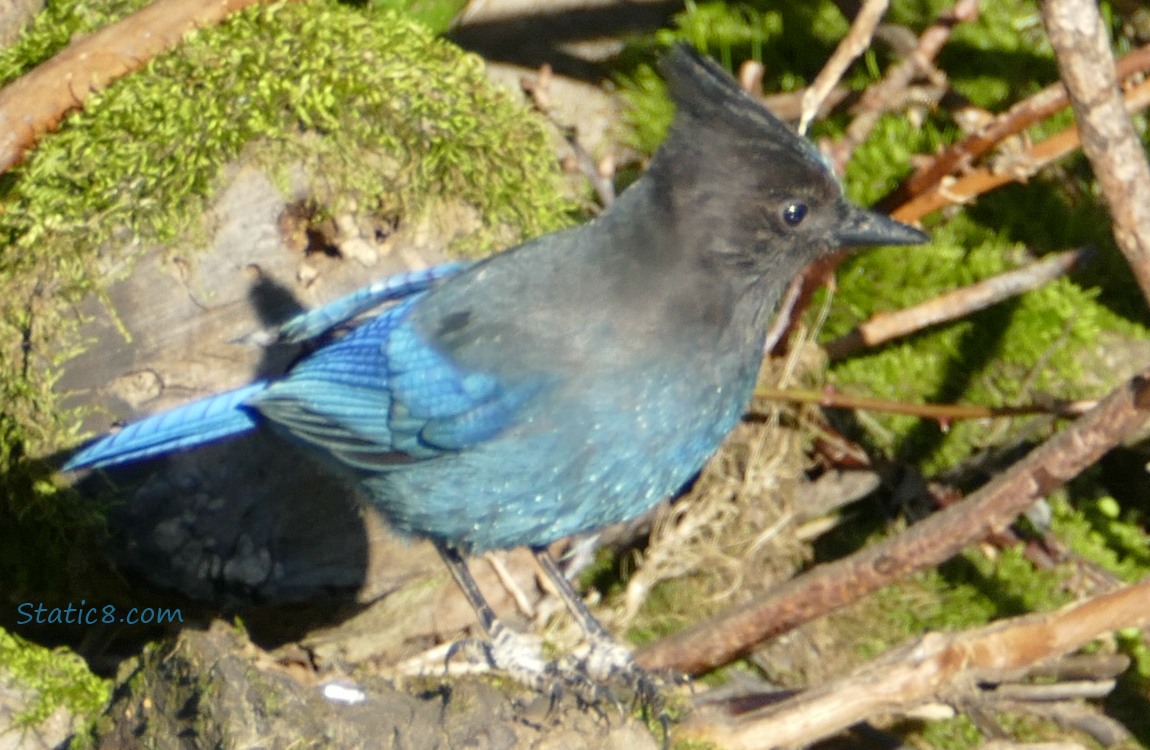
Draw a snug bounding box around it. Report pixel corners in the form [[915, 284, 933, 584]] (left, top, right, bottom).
[[552, 640, 682, 750], [444, 628, 674, 716], [566, 637, 680, 722], [446, 622, 552, 693]]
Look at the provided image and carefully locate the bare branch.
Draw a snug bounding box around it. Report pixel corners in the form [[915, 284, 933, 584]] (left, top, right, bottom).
[[830, 0, 979, 172], [636, 367, 1150, 674], [878, 44, 1150, 213], [799, 0, 890, 135], [0, 0, 267, 173], [752, 384, 1094, 422], [678, 578, 1150, 749], [825, 247, 1095, 359], [1042, 0, 1150, 308], [891, 76, 1150, 222]]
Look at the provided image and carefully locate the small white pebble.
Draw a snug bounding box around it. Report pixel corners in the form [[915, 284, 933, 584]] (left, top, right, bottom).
[[321, 681, 366, 705]]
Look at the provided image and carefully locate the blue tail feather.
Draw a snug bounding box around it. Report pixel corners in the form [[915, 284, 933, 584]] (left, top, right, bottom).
[[64, 382, 270, 471]]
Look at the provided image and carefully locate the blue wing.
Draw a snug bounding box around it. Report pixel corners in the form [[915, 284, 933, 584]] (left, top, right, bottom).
[[64, 263, 475, 472], [269, 262, 468, 344], [250, 293, 532, 471]]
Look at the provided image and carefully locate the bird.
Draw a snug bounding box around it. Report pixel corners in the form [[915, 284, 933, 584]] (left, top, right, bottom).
[[64, 44, 927, 689]]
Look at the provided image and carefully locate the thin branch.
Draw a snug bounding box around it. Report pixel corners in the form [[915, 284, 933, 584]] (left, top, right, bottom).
[[829, 0, 979, 172], [678, 578, 1150, 749], [0, 0, 267, 173], [825, 247, 1095, 359], [878, 42, 1150, 214], [753, 385, 1094, 421], [891, 75, 1150, 223], [799, 0, 890, 135], [1042, 0, 1150, 308], [635, 366, 1150, 674]]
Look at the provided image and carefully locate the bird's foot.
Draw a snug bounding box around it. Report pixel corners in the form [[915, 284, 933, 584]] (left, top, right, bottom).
[[444, 628, 658, 716], [483, 625, 619, 714], [560, 634, 686, 737], [446, 621, 553, 693]]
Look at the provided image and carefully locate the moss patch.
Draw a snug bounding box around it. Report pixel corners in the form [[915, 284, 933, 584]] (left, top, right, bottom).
[[0, 8, 573, 732], [0, 0, 572, 581], [0, 628, 109, 727]]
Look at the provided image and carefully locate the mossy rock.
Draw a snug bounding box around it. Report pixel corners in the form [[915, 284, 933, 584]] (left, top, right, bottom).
[[80, 621, 658, 749], [0, 1, 574, 738], [0, 0, 572, 586]]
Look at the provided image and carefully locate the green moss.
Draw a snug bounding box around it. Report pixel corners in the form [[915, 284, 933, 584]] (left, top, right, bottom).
[[850, 546, 1068, 666], [1052, 494, 1150, 585], [1, 1, 569, 273], [625, 577, 706, 647], [369, 0, 467, 33], [918, 714, 983, 750], [822, 201, 1148, 471], [0, 0, 153, 84], [670, 740, 720, 750], [0, 628, 109, 727], [0, 0, 572, 596]]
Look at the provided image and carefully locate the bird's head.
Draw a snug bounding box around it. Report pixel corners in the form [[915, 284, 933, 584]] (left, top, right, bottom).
[[651, 44, 927, 275]]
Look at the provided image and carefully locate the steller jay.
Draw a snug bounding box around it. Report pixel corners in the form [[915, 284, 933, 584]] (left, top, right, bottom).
[[64, 44, 927, 689]]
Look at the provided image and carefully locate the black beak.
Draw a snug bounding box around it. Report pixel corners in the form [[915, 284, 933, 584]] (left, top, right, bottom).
[[835, 204, 928, 248]]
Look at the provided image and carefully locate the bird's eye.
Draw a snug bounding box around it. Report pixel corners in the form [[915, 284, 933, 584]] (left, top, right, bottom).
[[782, 201, 808, 227]]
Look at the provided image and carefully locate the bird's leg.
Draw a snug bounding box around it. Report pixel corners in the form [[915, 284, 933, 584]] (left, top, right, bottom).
[[532, 547, 676, 716], [434, 541, 551, 692]]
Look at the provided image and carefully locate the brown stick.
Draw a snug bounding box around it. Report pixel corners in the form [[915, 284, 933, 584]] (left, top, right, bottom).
[[753, 385, 1094, 421], [890, 76, 1150, 223], [635, 367, 1150, 674], [877, 42, 1150, 214], [0, 0, 267, 173], [829, 0, 979, 172], [824, 247, 1094, 359], [680, 578, 1150, 750], [1042, 0, 1150, 308], [799, 0, 890, 135]]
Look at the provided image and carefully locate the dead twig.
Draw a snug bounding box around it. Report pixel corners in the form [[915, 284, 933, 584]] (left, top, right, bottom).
[[1042, 0, 1150, 309], [890, 75, 1150, 223], [635, 366, 1150, 674], [678, 579, 1149, 749], [877, 42, 1150, 214], [753, 384, 1095, 422], [800, 0, 890, 135], [829, 0, 979, 172], [824, 246, 1095, 359]]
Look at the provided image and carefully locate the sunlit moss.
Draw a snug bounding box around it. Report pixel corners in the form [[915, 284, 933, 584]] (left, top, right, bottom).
[[0, 628, 109, 727], [0, 3, 572, 723], [0, 0, 572, 472]]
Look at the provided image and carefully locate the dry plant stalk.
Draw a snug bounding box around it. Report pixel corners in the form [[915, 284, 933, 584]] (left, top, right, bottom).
[[680, 578, 1150, 750]]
